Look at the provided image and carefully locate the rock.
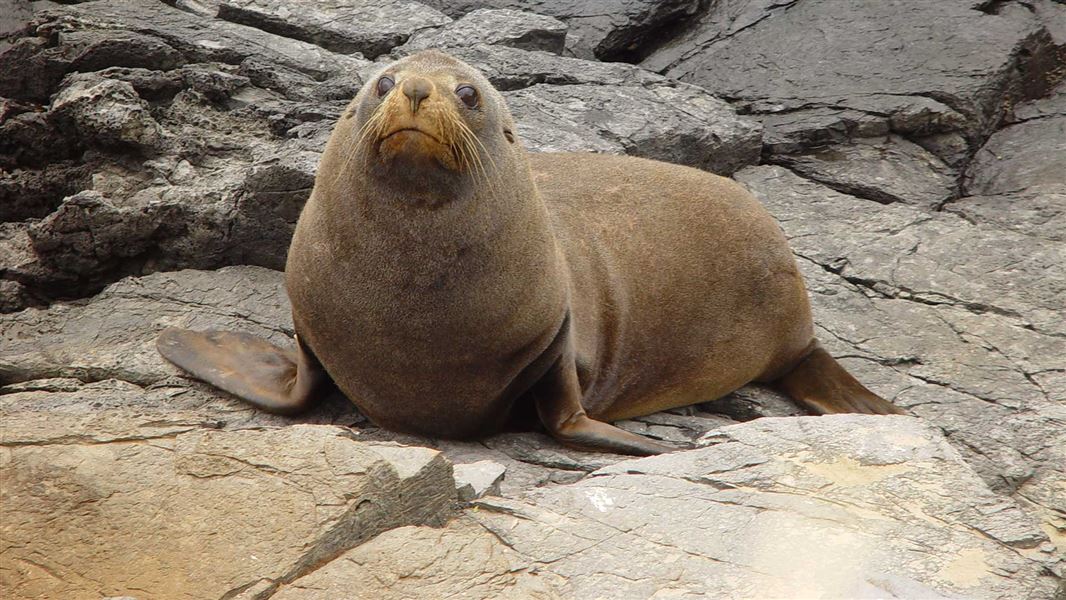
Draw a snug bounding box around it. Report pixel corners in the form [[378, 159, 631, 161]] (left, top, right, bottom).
[[468, 416, 1062, 599], [419, 0, 707, 61], [734, 164, 1065, 561], [772, 135, 957, 209], [453, 460, 507, 501], [400, 8, 567, 54], [50, 75, 164, 150], [736, 165, 1066, 338], [963, 94, 1066, 198], [644, 0, 1060, 161], [216, 0, 451, 58], [0, 266, 291, 386], [271, 517, 563, 599], [0, 0, 32, 50], [944, 192, 1066, 242], [0, 424, 456, 599], [506, 83, 762, 174], [423, 43, 666, 91]]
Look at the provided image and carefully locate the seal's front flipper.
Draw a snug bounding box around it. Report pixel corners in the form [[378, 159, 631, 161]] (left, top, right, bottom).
[[775, 344, 906, 416], [532, 345, 673, 456], [156, 328, 329, 415]]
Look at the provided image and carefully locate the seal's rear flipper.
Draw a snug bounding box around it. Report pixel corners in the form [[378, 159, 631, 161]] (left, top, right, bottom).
[[775, 344, 905, 415], [156, 328, 328, 415]]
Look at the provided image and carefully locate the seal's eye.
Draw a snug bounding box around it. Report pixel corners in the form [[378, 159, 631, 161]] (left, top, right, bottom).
[[456, 85, 479, 108], [376, 76, 394, 97]]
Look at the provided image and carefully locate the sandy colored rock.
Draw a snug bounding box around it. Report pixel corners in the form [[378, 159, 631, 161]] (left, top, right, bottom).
[[0, 425, 455, 600]]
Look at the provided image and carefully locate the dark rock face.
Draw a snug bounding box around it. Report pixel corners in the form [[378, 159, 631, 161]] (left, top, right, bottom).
[[418, 0, 707, 60], [2, 0, 1065, 597]]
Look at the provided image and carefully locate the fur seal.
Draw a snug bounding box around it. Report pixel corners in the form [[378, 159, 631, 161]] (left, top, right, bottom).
[[158, 50, 903, 456]]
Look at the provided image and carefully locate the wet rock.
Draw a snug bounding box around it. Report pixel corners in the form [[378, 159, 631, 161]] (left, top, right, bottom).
[[466, 416, 1060, 599], [0, 425, 455, 599], [216, 0, 451, 58], [645, 0, 1060, 159], [772, 135, 957, 209], [419, 0, 707, 60], [506, 83, 762, 174], [454, 460, 507, 501], [272, 517, 563, 599], [400, 8, 567, 54]]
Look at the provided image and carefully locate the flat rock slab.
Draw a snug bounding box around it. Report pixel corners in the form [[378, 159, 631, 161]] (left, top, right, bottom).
[[0, 424, 456, 600], [419, 0, 705, 60], [772, 134, 956, 209], [399, 8, 568, 55], [217, 0, 451, 58], [271, 517, 564, 599], [644, 0, 1058, 159], [1, 266, 292, 386], [467, 416, 1061, 599], [506, 83, 762, 175]]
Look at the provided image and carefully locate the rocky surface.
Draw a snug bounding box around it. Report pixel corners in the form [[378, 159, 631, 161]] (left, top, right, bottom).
[[2, 0, 1064, 598]]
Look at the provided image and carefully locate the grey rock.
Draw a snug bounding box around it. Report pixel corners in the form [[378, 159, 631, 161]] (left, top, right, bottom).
[[272, 517, 563, 599], [216, 0, 451, 58], [420, 43, 666, 91], [0, 0, 32, 50], [736, 165, 1066, 338], [772, 135, 957, 209], [400, 8, 567, 54], [0, 266, 291, 386], [50, 75, 164, 150], [963, 99, 1066, 197], [645, 0, 1059, 159], [419, 0, 706, 60], [944, 192, 1066, 242], [453, 460, 507, 501], [735, 165, 1065, 561], [506, 83, 762, 175], [467, 416, 1061, 599], [0, 424, 455, 599]]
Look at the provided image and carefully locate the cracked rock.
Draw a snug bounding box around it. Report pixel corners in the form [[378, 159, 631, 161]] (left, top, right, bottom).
[[271, 517, 563, 599], [453, 460, 507, 501], [419, 0, 707, 60], [506, 83, 762, 175], [399, 8, 568, 54], [467, 416, 1061, 599], [771, 135, 957, 210], [644, 0, 1061, 161], [216, 0, 451, 58], [0, 425, 455, 599]]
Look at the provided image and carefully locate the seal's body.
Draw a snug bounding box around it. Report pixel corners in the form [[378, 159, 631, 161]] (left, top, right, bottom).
[[159, 51, 902, 456]]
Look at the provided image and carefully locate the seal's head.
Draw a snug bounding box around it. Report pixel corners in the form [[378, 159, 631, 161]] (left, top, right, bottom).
[[342, 50, 520, 202]]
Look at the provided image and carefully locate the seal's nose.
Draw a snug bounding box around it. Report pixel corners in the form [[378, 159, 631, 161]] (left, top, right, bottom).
[[402, 77, 432, 113]]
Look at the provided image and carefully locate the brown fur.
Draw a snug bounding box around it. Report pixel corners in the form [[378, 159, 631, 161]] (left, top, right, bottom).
[[160, 50, 902, 454]]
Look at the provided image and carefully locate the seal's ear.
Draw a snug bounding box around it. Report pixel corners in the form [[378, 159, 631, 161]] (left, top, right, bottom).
[[503, 128, 515, 143]]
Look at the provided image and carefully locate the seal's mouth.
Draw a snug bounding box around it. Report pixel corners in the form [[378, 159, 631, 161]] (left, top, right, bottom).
[[380, 127, 445, 146]]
